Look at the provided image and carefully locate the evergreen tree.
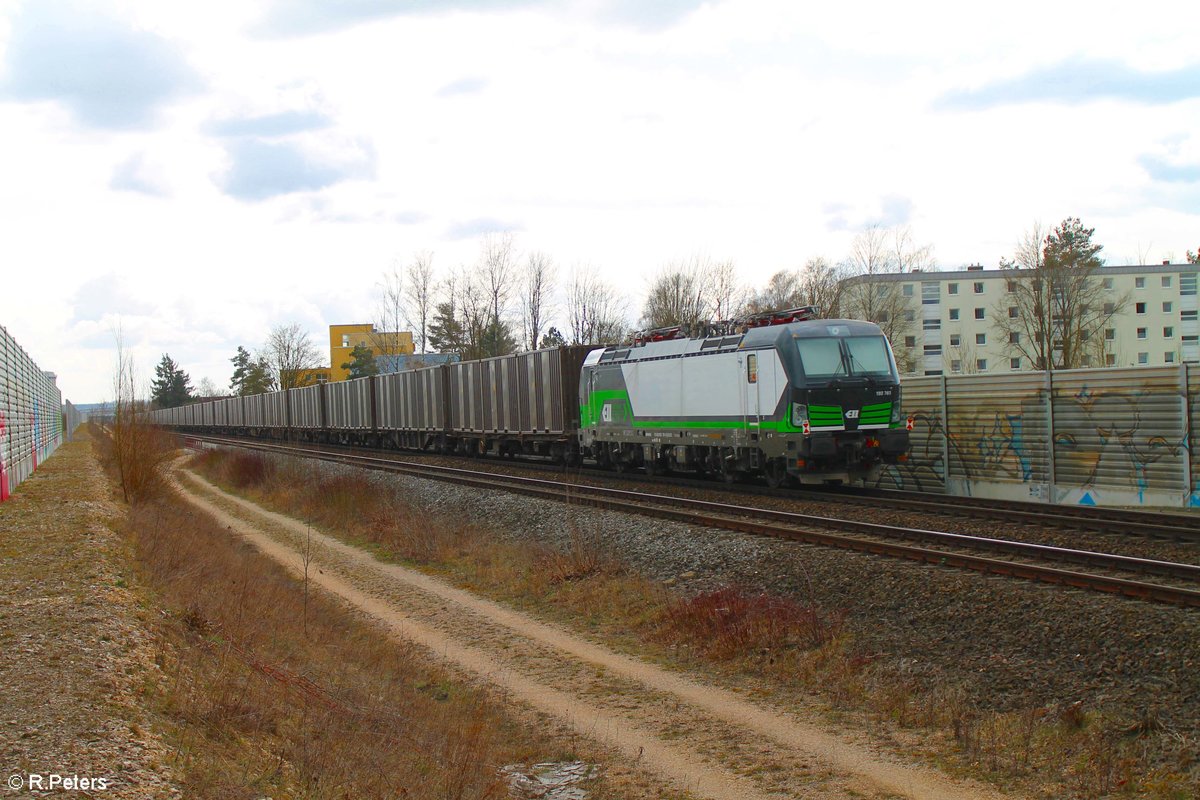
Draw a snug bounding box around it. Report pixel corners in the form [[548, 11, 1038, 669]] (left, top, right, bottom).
[[1187, 248, 1199, 264], [341, 343, 379, 379], [476, 318, 518, 358], [427, 300, 466, 355], [243, 356, 275, 395], [229, 346, 252, 394], [151, 354, 192, 408], [540, 326, 566, 349], [230, 346, 276, 395]]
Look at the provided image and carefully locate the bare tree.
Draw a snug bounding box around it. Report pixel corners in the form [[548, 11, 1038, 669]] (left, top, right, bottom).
[[266, 323, 322, 389], [706, 259, 745, 321], [798, 257, 845, 316], [521, 251, 556, 350], [480, 232, 518, 329], [890, 225, 936, 273], [405, 251, 436, 354], [641, 256, 712, 329], [566, 267, 627, 345], [993, 219, 1123, 371], [196, 376, 219, 397], [373, 264, 409, 360], [837, 225, 916, 365], [746, 269, 803, 313]]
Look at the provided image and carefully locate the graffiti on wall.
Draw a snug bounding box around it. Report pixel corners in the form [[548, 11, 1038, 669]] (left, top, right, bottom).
[[879, 374, 1196, 506], [1052, 386, 1185, 504], [0, 410, 7, 502]]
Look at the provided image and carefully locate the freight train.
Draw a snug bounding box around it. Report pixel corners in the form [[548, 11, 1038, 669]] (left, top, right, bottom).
[[151, 307, 910, 485]]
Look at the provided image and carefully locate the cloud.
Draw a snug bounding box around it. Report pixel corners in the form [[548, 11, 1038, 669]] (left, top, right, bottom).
[[1140, 155, 1200, 184], [71, 274, 154, 324], [218, 138, 375, 201], [823, 196, 913, 232], [936, 58, 1200, 110], [436, 77, 489, 98], [446, 217, 522, 239], [208, 110, 333, 137], [873, 194, 914, 227], [253, 0, 703, 37], [0, 1, 200, 128], [109, 153, 169, 196]]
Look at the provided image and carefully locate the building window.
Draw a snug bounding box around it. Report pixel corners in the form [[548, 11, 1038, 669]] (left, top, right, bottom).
[[1006, 280, 1016, 293], [1135, 276, 1146, 288], [1008, 306, 1018, 318], [1105, 328, 1116, 340], [904, 336, 916, 348], [1182, 274, 1197, 296], [1082, 355, 1092, 366], [923, 318, 941, 331], [949, 308, 960, 320], [924, 344, 942, 356], [1166, 352, 1176, 363], [1165, 326, 1175, 338], [1138, 352, 1149, 364], [1103, 302, 1115, 314], [948, 283, 959, 295], [1136, 302, 1146, 314], [342, 334, 350, 347], [1010, 357, 1021, 370], [973, 282, 984, 294], [922, 282, 939, 305], [976, 358, 987, 371], [876, 311, 890, 323], [1009, 332, 1020, 344], [974, 308, 985, 320], [1137, 327, 1147, 339], [904, 310, 916, 322], [976, 333, 986, 345], [877, 284, 890, 298], [1163, 275, 1172, 287], [1103, 277, 1114, 290], [925, 369, 943, 376], [1105, 353, 1116, 366], [1183, 311, 1198, 322], [1164, 301, 1173, 313], [903, 284, 914, 297], [951, 359, 962, 373], [950, 334, 961, 346]]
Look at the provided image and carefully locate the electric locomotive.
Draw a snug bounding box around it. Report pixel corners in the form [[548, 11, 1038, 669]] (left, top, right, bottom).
[[577, 307, 910, 485]]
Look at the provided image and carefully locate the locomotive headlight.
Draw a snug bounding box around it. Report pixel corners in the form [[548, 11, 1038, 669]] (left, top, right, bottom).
[[891, 403, 902, 423], [792, 403, 808, 427]]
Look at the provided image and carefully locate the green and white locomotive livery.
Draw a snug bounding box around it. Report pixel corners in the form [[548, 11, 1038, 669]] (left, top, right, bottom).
[[578, 310, 910, 485]]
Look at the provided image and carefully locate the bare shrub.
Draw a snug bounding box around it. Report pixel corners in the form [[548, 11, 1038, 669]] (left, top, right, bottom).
[[656, 586, 841, 662]]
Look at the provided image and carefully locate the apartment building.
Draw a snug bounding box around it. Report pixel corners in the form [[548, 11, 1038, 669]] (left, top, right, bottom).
[[845, 262, 1200, 375]]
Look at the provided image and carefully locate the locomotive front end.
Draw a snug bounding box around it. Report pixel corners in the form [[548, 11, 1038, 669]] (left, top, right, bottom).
[[782, 321, 910, 484]]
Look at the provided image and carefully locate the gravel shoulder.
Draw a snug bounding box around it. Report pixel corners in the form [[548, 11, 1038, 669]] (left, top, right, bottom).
[[177, 465, 1019, 800], [0, 433, 178, 798]]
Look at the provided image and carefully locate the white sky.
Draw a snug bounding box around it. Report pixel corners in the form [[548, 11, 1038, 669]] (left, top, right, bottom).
[[1, 0, 1197, 402]]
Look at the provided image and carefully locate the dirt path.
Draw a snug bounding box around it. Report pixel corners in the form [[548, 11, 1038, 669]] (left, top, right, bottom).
[[177, 467, 1018, 800]]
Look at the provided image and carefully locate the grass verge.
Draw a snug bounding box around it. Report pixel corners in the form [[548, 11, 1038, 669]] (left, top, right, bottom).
[[92, 428, 623, 799], [191, 447, 1199, 800]]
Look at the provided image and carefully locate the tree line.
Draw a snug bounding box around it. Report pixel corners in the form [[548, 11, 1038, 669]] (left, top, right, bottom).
[[150, 223, 1200, 407]]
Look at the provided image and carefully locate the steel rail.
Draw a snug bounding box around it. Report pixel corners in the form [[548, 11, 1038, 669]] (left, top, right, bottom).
[[186, 434, 1200, 608]]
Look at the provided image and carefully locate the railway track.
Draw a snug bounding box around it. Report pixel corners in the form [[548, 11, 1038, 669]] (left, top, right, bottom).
[[185, 434, 1200, 608]]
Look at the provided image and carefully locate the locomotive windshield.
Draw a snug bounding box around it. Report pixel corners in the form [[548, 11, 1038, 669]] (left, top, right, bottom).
[[795, 335, 895, 379]]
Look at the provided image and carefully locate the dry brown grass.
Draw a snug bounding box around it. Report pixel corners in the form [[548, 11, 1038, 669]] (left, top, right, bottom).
[[190, 448, 1200, 799], [91, 418, 175, 504], [124, 494, 572, 800]]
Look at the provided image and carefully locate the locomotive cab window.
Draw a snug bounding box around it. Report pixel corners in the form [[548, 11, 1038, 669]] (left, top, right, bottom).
[[746, 353, 758, 383], [795, 336, 893, 379]]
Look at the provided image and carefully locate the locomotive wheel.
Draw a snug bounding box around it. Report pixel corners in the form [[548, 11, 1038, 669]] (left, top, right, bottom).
[[764, 461, 789, 489]]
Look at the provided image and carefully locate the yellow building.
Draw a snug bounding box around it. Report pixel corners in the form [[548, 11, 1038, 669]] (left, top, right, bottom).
[[329, 323, 414, 381]]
